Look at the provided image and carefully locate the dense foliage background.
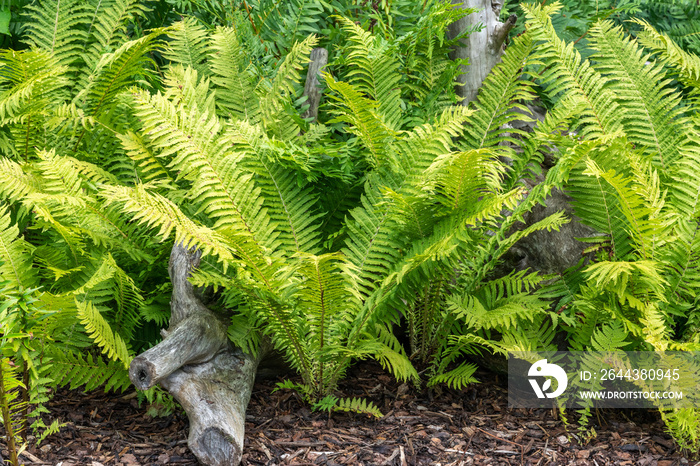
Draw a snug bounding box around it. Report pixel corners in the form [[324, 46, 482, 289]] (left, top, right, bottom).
[[1, 0, 699, 463]]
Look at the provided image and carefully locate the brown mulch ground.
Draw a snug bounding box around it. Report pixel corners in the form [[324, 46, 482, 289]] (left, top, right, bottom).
[[2, 363, 696, 465]]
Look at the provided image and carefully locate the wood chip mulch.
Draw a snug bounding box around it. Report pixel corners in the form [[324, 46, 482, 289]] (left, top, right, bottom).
[[2, 362, 696, 465]]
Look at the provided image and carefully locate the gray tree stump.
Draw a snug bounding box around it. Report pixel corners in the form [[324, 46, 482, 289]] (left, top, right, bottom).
[[448, 0, 517, 105], [129, 244, 261, 466], [302, 47, 329, 122]]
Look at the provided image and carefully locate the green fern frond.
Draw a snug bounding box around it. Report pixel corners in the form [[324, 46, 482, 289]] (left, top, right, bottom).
[[336, 16, 403, 129], [228, 120, 323, 255], [35, 418, 64, 445], [581, 156, 665, 258], [208, 25, 261, 122], [663, 219, 700, 303], [560, 137, 636, 259], [589, 20, 687, 169], [24, 0, 92, 69], [0, 356, 27, 444], [162, 65, 216, 115], [0, 49, 66, 122], [636, 19, 700, 93], [399, 0, 471, 115], [462, 32, 536, 151], [129, 89, 276, 255], [585, 260, 668, 304], [75, 299, 131, 367], [117, 130, 176, 185], [661, 409, 700, 452], [259, 35, 317, 140], [78, 0, 149, 80], [325, 74, 396, 169], [0, 207, 39, 291], [74, 30, 161, 120], [427, 362, 478, 390], [333, 397, 383, 418], [523, 2, 624, 139], [448, 273, 551, 331], [0, 49, 68, 159], [125, 87, 285, 281], [100, 183, 235, 264], [342, 177, 404, 298], [369, 323, 419, 383], [161, 17, 211, 78], [0, 151, 154, 263], [291, 252, 361, 348], [590, 321, 629, 351], [46, 347, 131, 392], [73, 253, 144, 341], [253, 0, 326, 56], [506, 95, 586, 190], [667, 131, 700, 218], [427, 149, 504, 213], [500, 317, 558, 352], [341, 107, 472, 299]]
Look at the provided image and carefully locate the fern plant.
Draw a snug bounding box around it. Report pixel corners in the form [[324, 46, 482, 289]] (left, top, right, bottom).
[[0, 0, 182, 445], [95, 0, 570, 411], [514, 2, 700, 449]]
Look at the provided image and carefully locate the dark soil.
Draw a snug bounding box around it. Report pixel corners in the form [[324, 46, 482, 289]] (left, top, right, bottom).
[[2, 363, 695, 465]]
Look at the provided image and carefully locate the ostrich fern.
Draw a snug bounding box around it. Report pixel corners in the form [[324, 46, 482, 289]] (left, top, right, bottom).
[[0, 0, 175, 443], [97, 9, 569, 405], [519, 2, 700, 448]]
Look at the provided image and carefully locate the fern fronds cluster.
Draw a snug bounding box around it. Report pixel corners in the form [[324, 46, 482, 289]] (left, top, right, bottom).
[[510, 2, 700, 447], [87, 0, 579, 404], [0, 0, 179, 443]]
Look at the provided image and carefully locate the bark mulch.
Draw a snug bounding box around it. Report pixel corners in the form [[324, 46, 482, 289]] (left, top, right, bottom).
[[2, 362, 696, 465]]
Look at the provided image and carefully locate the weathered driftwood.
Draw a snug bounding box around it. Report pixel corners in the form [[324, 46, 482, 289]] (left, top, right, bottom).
[[301, 47, 329, 122], [447, 0, 517, 105], [129, 244, 261, 466]]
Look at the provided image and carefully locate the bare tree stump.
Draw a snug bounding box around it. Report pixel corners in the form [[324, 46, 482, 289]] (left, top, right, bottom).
[[129, 244, 261, 466], [302, 47, 328, 122], [448, 0, 517, 105]]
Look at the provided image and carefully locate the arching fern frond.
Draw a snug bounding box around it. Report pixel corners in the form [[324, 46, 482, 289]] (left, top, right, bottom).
[[0, 207, 39, 291], [427, 362, 478, 390], [74, 30, 161, 120], [523, 2, 624, 139], [78, 0, 149, 82], [427, 149, 504, 213], [581, 156, 665, 259], [46, 347, 131, 392], [208, 25, 261, 122], [336, 16, 402, 129], [325, 75, 396, 169], [461, 32, 536, 151], [161, 17, 210, 78], [75, 299, 131, 367], [636, 19, 700, 94], [558, 136, 637, 260], [259, 34, 317, 140], [228, 120, 323, 255], [128, 88, 277, 260], [0, 49, 68, 159], [117, 130, 176, 186], [100, 183, 235, 264], [23, 0, 92, 70], [589, 20, 686, 169]]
